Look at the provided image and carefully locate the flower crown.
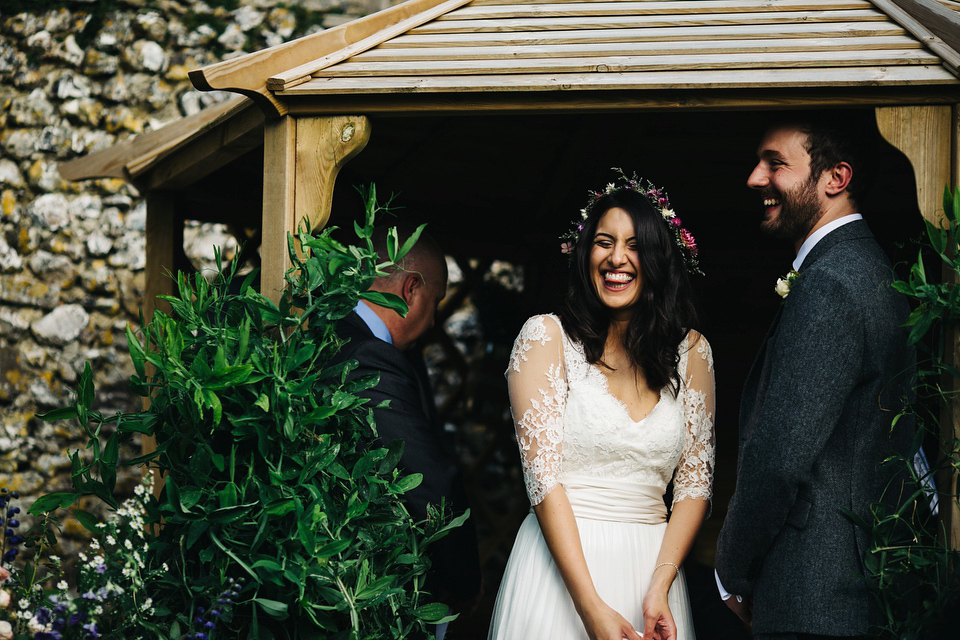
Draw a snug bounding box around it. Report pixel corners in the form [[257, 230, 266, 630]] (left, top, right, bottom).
[[560, 168, 703, 275]]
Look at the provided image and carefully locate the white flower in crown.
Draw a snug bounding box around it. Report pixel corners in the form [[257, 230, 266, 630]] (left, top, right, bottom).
[[605, 183, 616, 193], [661, 207, 675, 219], [776, 269, 800, 298]]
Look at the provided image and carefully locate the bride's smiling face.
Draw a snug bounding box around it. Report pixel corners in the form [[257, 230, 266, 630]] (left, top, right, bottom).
[[590, 207, 643, 319]]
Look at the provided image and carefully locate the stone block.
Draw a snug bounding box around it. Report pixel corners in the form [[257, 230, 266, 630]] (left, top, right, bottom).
[[31, 304, 90, 346]]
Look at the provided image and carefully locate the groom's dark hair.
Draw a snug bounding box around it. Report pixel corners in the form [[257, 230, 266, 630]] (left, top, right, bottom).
[[771, 114, 879, 208]]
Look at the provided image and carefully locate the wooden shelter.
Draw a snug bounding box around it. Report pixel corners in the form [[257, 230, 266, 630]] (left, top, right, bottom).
[[61, 0, 960, 622]]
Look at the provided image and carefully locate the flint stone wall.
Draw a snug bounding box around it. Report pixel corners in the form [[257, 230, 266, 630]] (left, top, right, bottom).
[[0, 0, 385, 539]]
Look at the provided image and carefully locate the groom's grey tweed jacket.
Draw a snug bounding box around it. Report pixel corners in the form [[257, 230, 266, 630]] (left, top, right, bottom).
[[715, 220, 913, 635]]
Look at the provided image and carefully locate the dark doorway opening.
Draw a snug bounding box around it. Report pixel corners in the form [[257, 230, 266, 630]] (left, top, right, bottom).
[[322, 107, 922, 638]]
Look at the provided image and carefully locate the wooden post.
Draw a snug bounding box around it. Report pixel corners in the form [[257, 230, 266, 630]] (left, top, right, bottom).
[[876, 104, 958, 548], [143, 190, 180, 498], [876, 106, 952, 224], [260, 115, 371, 304]]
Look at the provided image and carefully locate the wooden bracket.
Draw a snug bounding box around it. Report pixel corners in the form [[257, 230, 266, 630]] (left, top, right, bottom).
[[260, 115, 371, 303]]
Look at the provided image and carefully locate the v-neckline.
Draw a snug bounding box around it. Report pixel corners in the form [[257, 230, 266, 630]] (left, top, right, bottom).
[[591, 364, 662, 425]]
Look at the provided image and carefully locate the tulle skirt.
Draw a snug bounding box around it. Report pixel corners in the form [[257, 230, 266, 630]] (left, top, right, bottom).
[[487, 477, 695, 639]]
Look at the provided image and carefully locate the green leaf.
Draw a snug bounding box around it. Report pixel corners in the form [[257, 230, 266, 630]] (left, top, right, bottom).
[[185, 520, 209, 549], [396, 223, 427, 262], [354, 575, 396, 601], [28, 492, 78, 514], [415, 602, 453, 623], [74, 509, 100, 533], [254, 598, 289, 619], [393, 473, 422, 494], [315, 539, 351, 558], [126, 324, 146, 379], [35, 406, 76, 422], [254, 394, 270, 412], [359, 290, 407, 316]]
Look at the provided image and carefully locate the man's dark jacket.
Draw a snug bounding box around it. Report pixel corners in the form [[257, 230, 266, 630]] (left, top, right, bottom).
[[332, 310, 481, 605], [715, 220, 913, 635]]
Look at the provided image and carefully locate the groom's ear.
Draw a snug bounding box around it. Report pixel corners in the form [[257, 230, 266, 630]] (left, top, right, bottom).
[[823, 161, 853, 196]]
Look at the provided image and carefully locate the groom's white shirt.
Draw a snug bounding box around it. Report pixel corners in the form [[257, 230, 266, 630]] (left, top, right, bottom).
[[715, 213, 862, 602]]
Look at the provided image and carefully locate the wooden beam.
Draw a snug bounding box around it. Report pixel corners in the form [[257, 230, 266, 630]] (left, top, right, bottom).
[[410, 9, 887, 33], [189, 0, 465, 117], [261, 116, 297, 304], [356, 35, 922, 62], [267, 0, 473, 92], [322, 48, 938, 77], [141, 104, 265, 190], [260, 115, 371, 304], [875, 105, 952, 221], [58, 96, 252, 183], [869, 0, 960, 76], [280, 85, 960, 116], [385, 21, 909, 47], [282, 65, 959, 96], [886, 0, 960, 52], [877, 105, 959, 550], [952, 104, 960, 551], [143, 190, 180, 494], [444, 0, 874, 20]]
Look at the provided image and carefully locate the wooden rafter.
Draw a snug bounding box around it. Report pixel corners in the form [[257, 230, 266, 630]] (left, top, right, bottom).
[[189, 0, 471, 117]]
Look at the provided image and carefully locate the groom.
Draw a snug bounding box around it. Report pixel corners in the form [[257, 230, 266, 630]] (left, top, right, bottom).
[[715, 117, 913, 638]]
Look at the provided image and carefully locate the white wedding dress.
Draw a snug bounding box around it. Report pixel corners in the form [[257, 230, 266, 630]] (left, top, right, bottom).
[[488, 314, 715, 640]]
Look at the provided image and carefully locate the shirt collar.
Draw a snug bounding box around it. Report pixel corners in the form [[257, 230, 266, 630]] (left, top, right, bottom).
[[793, 213, 862, 271], [354, 300, 393, 345]]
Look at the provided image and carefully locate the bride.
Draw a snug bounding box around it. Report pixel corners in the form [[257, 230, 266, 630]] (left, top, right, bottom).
[[487, 173, 715, 640]]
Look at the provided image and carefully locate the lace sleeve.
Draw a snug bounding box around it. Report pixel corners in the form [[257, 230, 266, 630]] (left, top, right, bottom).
[[506, 315, 567, 506], [673, 331, 716, 507]]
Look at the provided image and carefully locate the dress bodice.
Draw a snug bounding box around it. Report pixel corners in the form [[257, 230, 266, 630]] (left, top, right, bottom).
[[507, 314, 715, 507]]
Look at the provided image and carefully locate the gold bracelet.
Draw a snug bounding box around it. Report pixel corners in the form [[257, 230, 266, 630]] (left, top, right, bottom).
[[654, 562, 680, 576]]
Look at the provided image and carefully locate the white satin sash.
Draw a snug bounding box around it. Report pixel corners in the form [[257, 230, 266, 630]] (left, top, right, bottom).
[[562, 475, 667, 524]]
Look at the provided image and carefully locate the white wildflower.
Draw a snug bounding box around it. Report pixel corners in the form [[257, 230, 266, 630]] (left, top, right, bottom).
[[57, 580, 68, 591], [124, 539, 133, 550], [90, 538, 100, 550], [18, 598, 29, 609]]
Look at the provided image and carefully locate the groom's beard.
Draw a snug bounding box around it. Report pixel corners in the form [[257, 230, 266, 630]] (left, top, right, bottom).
[[761, 175, 822, 242]]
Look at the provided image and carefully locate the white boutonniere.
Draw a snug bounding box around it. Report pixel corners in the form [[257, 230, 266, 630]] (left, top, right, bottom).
[[775, 269, 800, 298]]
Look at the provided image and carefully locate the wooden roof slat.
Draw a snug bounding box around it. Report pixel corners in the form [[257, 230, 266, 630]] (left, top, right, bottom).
[[58, 95, 255, 182], [266, 0, 472, 92], [190, 0, 471, 116], [320, 48, 938, 77], [281, 65, 960, 95], [410, 9, 888, 33], [870, 0, 960, 76], [356, 35, 921, 62], [384, 21, 908, 47], [442, 0, 874, 20]]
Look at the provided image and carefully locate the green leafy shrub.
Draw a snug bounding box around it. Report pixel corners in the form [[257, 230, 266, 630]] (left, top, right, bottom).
[[855, 185, 960, 639], [25, 186, 460, 639]]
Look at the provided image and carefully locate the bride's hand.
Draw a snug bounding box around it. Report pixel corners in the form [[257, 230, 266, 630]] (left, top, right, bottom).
[[579, 598, 642, 640], [641, 589, 677, 640]]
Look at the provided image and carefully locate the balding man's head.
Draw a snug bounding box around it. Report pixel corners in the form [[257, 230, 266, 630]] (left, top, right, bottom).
[[367, 225, 447, 351]]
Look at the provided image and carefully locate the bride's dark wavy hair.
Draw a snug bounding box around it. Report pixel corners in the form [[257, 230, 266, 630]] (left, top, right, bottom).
[[558, 188, 699, 396]]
